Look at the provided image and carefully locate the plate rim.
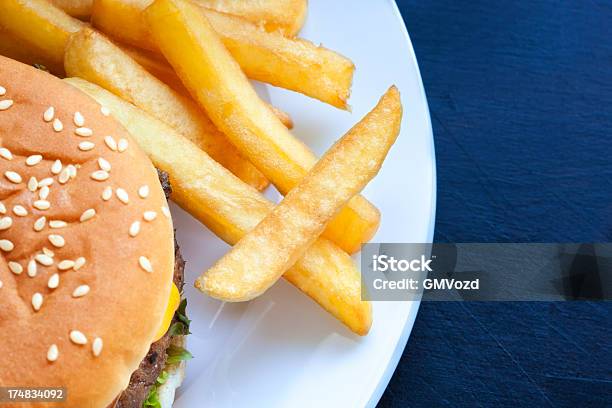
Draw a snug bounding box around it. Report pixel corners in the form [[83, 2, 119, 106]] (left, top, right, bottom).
[[364, 1, 437, 406]]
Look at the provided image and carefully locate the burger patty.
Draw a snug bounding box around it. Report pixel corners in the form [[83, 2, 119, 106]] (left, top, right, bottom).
[[115, 172, 185, 408]]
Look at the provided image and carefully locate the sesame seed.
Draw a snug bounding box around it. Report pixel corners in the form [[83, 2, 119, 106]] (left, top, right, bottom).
[[69, 330, 87, 345], [58, 260, 75, 270], [139, 256, 153, 273], [52, 118, 63, 132], [116, 188, 129, 204], [32, 293, 43, 311], [34, 216, 46, 231], [5, 171, 22, 183], [75, 127, 93, 137], [33, 200, 50, 210], [47, 344, 59, 362], [42, 247, 54, 257], [43, 107, 55, 122], [58, 168, 71, 184], [13, 205, 27, 217], [117, 138, 128, 152], [0, 216, 12, 230], [8, 261, 22, 275], [0, 86, 5, 96], [49, 220, 67, 228], [74, 111, 85, 127], [26, 154, 42, 166], [161, 206, 171, 218], [143, 211, 157, 221], [67, 164, 77, 179], [104, 136, 117, 151], [73, 257, 86, 271], [90, 170, 109, 181], [28, 177, 38, 192], [92, 337, 103, 357], [51, 160, 62, 175], [0, 99, 14, 110], [102, 186, 112, 201], [72, 285, 90, 298], [39, 186, 50, 200], [101, 106, 110, 116], [48, 234, 65, 248], [35, 253, 53, 266], [97, 157, 111, 172], [48, 273, 59, 289], [34, 252, 49, 264], [80, 208, 96, 222], [27, 260, 37, 277], [0, 239, 14, 252], [0, 203, 5, 214], [78, 141, 95, 151], [0, 148, 12, 160], [0, 280, 2, 288], [129, 221, 141, 237], [39, 177, 54, 187], [138, 185, 149, 198]]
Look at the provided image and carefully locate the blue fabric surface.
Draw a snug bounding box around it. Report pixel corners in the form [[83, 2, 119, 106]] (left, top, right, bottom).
[[379, 1, 612, 407]]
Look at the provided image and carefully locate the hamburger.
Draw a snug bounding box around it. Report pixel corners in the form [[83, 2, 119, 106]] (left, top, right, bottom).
[[0, 56, 190, 407]]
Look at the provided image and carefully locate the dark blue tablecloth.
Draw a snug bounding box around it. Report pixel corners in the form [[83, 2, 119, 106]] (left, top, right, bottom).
[[379, 1, 612, 407]]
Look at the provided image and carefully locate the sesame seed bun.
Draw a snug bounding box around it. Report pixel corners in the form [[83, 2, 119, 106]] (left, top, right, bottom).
[[0, 56, 175, 407]]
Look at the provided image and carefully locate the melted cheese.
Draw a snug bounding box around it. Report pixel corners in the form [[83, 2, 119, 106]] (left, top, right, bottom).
[[153, 283, 180, 342]]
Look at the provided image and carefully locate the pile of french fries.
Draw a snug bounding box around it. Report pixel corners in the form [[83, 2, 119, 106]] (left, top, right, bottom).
[[0, 0, 403, 336]]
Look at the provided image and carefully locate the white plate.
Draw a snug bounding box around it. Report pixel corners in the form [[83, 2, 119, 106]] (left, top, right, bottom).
[[172, 1, 435, 407]]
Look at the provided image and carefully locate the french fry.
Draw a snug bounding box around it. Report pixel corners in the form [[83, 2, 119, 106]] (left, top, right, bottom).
[[49, 0, 93, 19], [121, 43, 294, 129], [145, 0, 380, 255], [120, 44, 188, 92], [65, 77, 372, 335], [199, 87, 402, 301], [64, 28, 269, 191], [0, 0, 84, 69], [0, 28, 65, 75], [92, 0, 353, 108], [198, 0, 308, 36], [268, 104, 294, 129]]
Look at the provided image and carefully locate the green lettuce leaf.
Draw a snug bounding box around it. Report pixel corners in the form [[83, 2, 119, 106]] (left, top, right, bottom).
[[166, 344, 193, 365], [176, 298, 191, 331], [156, 370, 169, 385], [143, 370, 169, 408], [169, 298, 191, 336]]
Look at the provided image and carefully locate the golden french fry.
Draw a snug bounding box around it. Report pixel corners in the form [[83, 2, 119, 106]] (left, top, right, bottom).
[[49, 0, 93, 19], [199, 87, 402, 301], [92, 0, 353, 108], [0, 0, 83, 69], [268, 104, 294, 129], [198, 0, 307, 35], [120, 44, 188, 92], [0, 28, 65, 75], [64, 28, 269, 191], [65, 77, 372, 335], [122, 44, 294, 129], [145, 0, 379, 254]]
